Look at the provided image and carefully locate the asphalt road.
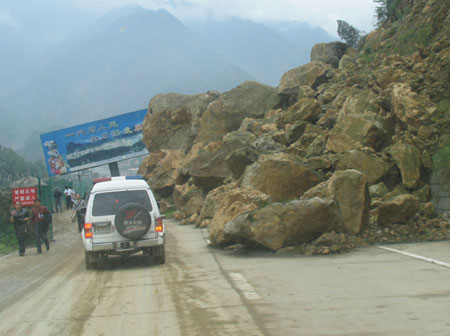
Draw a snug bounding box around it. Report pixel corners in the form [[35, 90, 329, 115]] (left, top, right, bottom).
[[0, 211, 449, 335]]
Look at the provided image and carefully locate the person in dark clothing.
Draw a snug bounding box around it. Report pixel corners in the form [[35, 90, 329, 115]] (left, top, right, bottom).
[[53, 187, 63, 213], [31, 199, 50, 254], [10, 201, 30, 256]]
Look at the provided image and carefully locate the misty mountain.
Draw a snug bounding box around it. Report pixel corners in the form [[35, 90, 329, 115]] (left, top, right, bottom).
[[0, 6, 336, 156], [0, 0, 95, 99], [0, 8, 253, 147], [189, 19, 334, 86], [266, 21, 334, 49]]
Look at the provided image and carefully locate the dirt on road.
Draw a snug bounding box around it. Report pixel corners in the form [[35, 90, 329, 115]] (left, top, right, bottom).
[[0, 210, 265, 336]]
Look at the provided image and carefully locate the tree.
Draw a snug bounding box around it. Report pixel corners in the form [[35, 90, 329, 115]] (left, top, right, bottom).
[[374, 0, 406, 26], [337, 20, 361, 48]]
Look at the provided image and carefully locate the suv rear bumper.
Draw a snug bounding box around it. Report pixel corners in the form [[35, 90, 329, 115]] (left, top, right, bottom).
[[89, 236, 164, 252]]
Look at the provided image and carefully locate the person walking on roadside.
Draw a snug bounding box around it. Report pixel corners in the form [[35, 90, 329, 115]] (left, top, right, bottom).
[[31, 199, 50, 254], [53, 187, 63, 213], [64, 186, 73, 210], [72, 193, 87, 232], [10, 201, 30, 256]]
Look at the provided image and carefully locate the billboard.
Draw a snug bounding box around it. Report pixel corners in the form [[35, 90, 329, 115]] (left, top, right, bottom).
[[40, 109, 148, 176], [12, 187, 38, 206]]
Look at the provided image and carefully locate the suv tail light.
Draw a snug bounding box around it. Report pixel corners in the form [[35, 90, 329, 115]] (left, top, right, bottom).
[[155, 217, 164, 233], [84, 223, 93, 238]]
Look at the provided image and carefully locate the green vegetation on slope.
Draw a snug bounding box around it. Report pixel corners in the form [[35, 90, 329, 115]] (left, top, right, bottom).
[[0, 190, 16, 255], [0, 146, 46, 188]]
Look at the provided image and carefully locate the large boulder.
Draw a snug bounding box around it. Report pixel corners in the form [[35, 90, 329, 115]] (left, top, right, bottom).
[[338, 89, 379, 117], [173, 179, 205, 218], [240, 153, 322, 201], [391, 83, 436, 129], [302, 169, 370, 234], [326, 113, 388, 153], [143, 150, 185, 198], [200, 183, 239, 220], [285, 121, 308, 145], [222, 197, 343, 250], [335, 150, 391, 184], [278, 62, 332, 106], [377, 194, 420, 225], [143, 91, 219, 152], [195, 81, 279, 143], [208, 187, 272, 246], [183, 131, 257, 191], [388, 140, 422, 188], [277, 98, 322, 126], [374, 66, 407, 90], [310, 42, 349, 68], [225, 147, 260, 180]]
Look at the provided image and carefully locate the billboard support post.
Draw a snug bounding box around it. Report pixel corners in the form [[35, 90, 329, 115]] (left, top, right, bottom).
[[109, 162, 120, 177]]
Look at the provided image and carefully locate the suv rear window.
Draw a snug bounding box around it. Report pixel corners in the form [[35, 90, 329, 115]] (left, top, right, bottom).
[[92, 190, 152, 216]]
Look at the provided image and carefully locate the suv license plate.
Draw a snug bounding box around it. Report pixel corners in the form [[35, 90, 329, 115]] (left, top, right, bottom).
[[94, 226, 110, 234], [120, 242, 131, 249]]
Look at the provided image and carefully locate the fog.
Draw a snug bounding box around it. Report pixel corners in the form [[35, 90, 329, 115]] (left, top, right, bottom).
[[0, 0, 377, 157]]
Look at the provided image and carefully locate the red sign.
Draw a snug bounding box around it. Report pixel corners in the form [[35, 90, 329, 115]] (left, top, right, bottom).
[[12, 187, 38, 206]]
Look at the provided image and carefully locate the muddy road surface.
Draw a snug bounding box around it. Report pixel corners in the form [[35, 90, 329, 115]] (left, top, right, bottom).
[[1, 211, 450, 335]]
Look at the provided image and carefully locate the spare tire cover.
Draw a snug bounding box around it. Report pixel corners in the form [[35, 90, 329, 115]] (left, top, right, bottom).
[[115, 203, 151, 240]]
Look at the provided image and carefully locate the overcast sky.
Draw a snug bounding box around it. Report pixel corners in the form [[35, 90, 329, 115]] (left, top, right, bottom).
[[73, 0, 378, 36], [0, 0, 377, 38]]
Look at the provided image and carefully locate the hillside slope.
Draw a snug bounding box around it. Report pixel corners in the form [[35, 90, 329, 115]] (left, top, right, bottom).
[[140, 0, 450, 254]]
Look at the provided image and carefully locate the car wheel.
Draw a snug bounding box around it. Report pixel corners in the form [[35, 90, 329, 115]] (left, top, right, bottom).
[[115, 203, 152, 240], [85, 251, 98, 270], [142, 248, 153, 265], [153, 245, 165, 265]]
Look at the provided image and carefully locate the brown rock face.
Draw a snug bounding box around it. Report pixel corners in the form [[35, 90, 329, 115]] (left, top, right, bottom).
[[377, 194, 420, 225], [240, 153, 322, 201], [310, 42, 349, 68], [143, 150, 185, 197], [143, 91, 219, 152], [208, 187, 272, 246], [222, 197, 343, 250], [200, 183, 238, 220], [327, 170, 370, 234], [277, 98, 322, 125], [278, 62, 332, 106], [335, 150, 391, 184], [302, 169, 370, 234], [327, 113, 388, 153], [173, 179, 205, 218], [391, 84, 436, 129], [183, 131, 257, 191], [138, 0, 450, 254], [388, 140, 422, 189], [195, 81, 279, 143]]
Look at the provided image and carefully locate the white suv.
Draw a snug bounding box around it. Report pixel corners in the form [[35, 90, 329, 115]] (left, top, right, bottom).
[[82, 176, 165, 269]]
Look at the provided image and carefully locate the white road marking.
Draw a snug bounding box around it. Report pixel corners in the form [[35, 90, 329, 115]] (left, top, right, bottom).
[[229, 272, 262, 300], [378, 246, 450, 269]]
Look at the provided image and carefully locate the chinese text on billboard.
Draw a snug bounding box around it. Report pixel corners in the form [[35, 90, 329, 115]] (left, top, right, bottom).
[[40, 109, 148, 176]]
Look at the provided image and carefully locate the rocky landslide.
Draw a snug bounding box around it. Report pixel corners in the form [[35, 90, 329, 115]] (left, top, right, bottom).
[[140, 0, 450, 254]]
